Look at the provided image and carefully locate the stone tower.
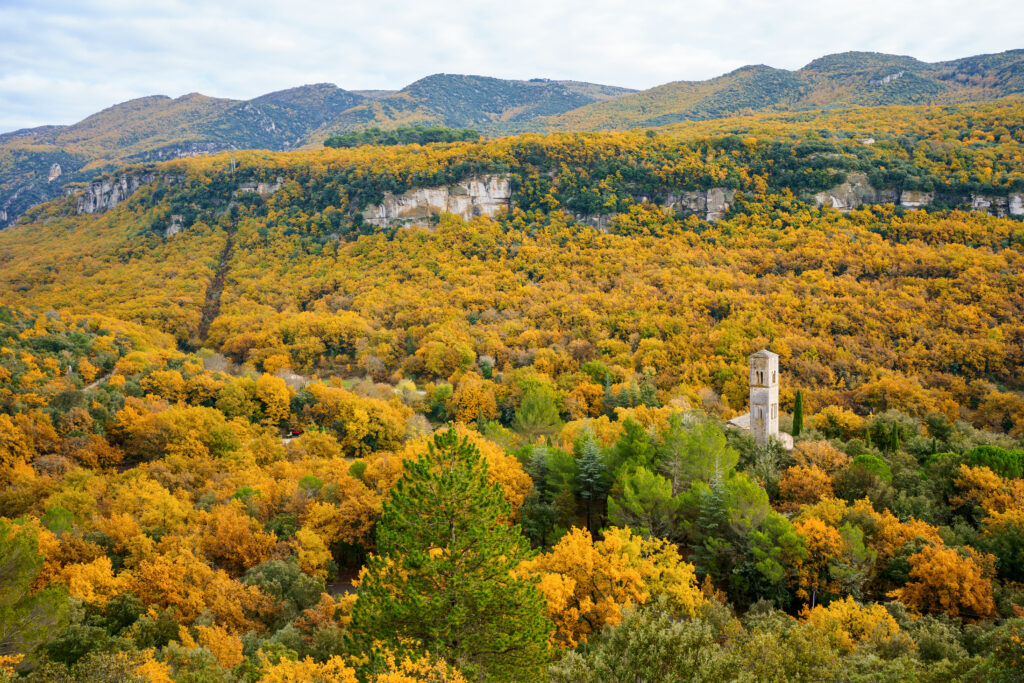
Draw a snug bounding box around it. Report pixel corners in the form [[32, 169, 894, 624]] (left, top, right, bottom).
[[749, 349, 779, 446]]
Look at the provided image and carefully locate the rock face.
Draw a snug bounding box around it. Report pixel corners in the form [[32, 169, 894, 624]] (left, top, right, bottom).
[[76, 173, 159, 214], [47, 164, 62, 182], [970, 194, 1012, 217], [900, 190, 934, 208], [165, 214, 184, 238], [236, 178, 283, 196], [362, 175, 512, 227], [814, 172, 878, 212], [663, 187, 736, 221], [1011, 194, 1024, 216]]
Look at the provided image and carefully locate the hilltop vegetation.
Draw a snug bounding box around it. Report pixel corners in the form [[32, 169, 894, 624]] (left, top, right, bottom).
[[0, 100, 1023, 680], [324, 125, 480, 148]]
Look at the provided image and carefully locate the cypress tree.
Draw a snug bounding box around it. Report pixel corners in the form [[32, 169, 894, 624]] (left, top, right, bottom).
[[890, 423, 901, 453], [792, 390, 804, 438], [351, 427, 550, 681]]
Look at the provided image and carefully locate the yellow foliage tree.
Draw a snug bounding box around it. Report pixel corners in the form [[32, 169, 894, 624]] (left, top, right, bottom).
[[259, 654, 358, 683], [801, 596, 901, 653], [195, 623, 244, 669], [58, 556, 129, 606], [448, 372, 499, 424], [515, 526, 703, 648], [791, 440, 851, 473], [256, 374, 291, 426], [887, 544, 997, 621], [197, 501, 277, 576], [778, 465, 833, 512]]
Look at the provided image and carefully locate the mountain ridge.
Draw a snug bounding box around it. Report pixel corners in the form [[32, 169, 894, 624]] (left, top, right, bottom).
[[3, 48, 1024, 227]]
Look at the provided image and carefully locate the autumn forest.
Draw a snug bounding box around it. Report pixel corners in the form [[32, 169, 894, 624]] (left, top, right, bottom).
[[0, 92, 1023, 682]]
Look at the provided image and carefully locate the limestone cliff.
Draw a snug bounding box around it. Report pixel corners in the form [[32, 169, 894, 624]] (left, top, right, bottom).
[[362, 175, 512, 227], [75, 173, 161, 214], [814, 172, 887, 211], [1011, 194, 1024, 216], [663, 188, 736, 222], [814, 174, 1024, 217]]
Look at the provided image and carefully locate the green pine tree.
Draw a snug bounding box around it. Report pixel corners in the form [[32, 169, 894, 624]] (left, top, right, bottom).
[[792, 390, 804, 438], [576, 435, 610, 535], [351, 427, 550, 681], [890, 423, 901, 453]]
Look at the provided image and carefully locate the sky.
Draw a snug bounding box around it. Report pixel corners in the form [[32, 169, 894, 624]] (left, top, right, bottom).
[[2, 0, 1023, 132]]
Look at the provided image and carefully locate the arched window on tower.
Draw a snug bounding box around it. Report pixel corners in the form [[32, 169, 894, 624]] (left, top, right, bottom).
[[772, 371, 776, 384]]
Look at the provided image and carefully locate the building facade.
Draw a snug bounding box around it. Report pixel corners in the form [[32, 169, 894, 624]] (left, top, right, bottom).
[[749, 349, 780, 446]]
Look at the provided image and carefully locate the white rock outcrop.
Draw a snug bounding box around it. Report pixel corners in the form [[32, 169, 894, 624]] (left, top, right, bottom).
[[663, 187, 736, 222], [1010, 193, 1024, 216], [236, 177, 283, 196], [165, 214, 184, 238], [970, 194, 1011, 217], [76, 173, 158, 214], [900, 190, 934, 208], [362, 175, 511, 227], [815, 172, 877, 212], [48, 164, 62, 182]]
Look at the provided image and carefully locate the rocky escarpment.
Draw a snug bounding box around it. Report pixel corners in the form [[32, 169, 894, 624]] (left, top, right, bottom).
[[577, 188, 737, 229], [814, 172, 896, 210], [74, 172, 285, 218], [663, 188, 736, 222], [74, 173, 162, 214], [814, 173, 1024, 216], [362, 175, 512, 227]]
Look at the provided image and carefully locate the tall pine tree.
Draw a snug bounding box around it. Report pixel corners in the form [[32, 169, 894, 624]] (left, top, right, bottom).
[[351, 427, 550, 681]]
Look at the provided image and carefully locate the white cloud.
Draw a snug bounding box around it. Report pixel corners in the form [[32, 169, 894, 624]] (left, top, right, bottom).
[[1, 0, 1022, 131]]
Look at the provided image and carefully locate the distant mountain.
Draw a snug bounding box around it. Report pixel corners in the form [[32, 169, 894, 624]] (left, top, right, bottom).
[[544, 49, 1024, 130], [310, 74, 635, 137], [3, 49, 1024, 227], [0, 77, 632, 226]]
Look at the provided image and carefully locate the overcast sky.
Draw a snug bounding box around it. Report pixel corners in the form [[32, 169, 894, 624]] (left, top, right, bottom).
[[2, 0, 1022, 132]]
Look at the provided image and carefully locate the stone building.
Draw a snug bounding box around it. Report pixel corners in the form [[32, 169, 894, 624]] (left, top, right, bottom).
[[727, 349, 794, 449]]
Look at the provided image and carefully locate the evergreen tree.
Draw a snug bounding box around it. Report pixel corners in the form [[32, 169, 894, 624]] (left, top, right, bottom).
[[514, 386, 561, 442], [351, 427, 550, 681], [605, 418, 656, 476], [577, 436, 609, 535], [521, 447, 557, 547], [792, 390, 804, 438], [890, 423, 901, 453]]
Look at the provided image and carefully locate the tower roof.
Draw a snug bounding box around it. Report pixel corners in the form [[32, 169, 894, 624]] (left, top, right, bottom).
[[750, 348, 778, 359]]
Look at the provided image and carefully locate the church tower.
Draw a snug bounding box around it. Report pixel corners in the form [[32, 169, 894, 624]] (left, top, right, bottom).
[[749, 349, 779, 446]]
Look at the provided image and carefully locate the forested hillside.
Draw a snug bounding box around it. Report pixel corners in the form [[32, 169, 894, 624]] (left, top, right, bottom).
[[0, 101, 1023, 681], [0, 77, 631, 228]]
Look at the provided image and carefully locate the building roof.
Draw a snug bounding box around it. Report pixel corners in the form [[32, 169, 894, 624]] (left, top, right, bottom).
[[751, 348, 778, 359], [727, 413, 751, 429]]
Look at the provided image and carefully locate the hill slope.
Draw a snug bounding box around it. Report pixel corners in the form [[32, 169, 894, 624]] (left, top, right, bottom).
[[0, 77, 632, 227], [1, 107, 1023, 417], [545, 49, 1024, 130]]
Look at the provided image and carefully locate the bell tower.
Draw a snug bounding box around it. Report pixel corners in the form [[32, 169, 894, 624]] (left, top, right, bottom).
[[749, 349, 779, 446]]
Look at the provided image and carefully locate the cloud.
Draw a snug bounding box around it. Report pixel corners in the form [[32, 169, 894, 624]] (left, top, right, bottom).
[[1, 0, 1022, 131]]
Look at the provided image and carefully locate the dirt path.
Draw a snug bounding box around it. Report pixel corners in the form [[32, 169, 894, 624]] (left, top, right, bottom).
[[196, 231, 235, 343], [83, 372, 113, 391]]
